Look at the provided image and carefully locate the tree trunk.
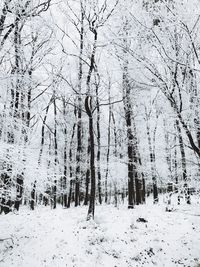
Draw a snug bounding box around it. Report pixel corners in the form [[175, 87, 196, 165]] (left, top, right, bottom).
[[14, 173, 24, 211], [85, 22, 98, 219], [67, 121, 76, 208], [96, 82, 102, 204], [105, 91, 111, 203], [175, 119, 191, 204], [63, 99, 67, 207], [30, 181, 36, 210], [84, 139, 90, 206], [163, 119, 173, 180], [173, 132, 178, 192], [87, 115, 96, 220], [123, 66, 135, 209], [52, 180, 57, 209], [75, 4, 84, 207]]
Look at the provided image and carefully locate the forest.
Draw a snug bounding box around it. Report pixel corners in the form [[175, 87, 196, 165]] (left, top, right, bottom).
[[0, 0, 200, 266]]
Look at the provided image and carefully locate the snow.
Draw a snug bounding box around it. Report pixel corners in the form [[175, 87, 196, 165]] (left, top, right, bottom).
[[0, 196, 200, 267]]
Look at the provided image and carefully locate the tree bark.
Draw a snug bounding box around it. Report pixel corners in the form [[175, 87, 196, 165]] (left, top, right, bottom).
[[14, 173, 24, 211], [105, 91, 111, 203], [123, 63, 136, 208], [67, 121, 76, 208], [30, 181, 36, 210], [96, 82, 102, 204], [84, 138, 90, 206], [87, 114, 96, 220], [63, 98, 67, 207], [75, 3, 84, 207], [175, 119, 191, 204]]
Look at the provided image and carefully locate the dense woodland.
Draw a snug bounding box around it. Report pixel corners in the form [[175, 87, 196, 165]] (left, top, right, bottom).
[[0, 0, 200, 220]]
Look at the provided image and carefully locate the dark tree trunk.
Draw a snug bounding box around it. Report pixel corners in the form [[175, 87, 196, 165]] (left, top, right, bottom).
[[138, 151, 145, 203], [123, 68, 135, 209], [84, 141, 90, 206], [63, 101, 68, 207], [87, 115, 96, 220], [53, 96, 58, 165], [114, 183, 118, 208], [74, 98, 82, 208], [74, 176, 80, 207], [67, 121, 76, 208], [75, 5, 84, 207], [0, 172, 12, 214], [105, 93, 111, 203], [30, 181, 36, 210], [13, 13, 20, 117], [53, 180, 57, 209], [135, 172, 141, 205], [111, 110, 118, 157], [53, 96, 58, 209], [84, 19, 98, 219], [14, 173, 24, 211], [96, 82, 102, 204], [142, 176, 146, 203], [175, 119, 191, 204], [67, 180, 73, 209], [133, 122, 141, 205]]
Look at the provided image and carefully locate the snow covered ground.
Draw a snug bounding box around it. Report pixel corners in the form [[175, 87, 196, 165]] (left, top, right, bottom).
[[0, 196, 200, 267]]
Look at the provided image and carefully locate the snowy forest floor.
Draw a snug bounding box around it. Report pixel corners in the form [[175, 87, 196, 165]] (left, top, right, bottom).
[[0, 195, 200, 267]]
